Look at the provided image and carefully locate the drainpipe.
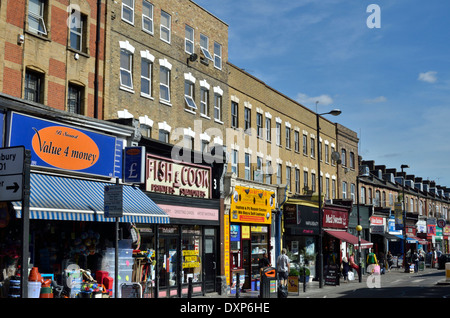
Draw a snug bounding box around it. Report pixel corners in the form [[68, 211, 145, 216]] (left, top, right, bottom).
[[94, 0, 101, 119], [275, 186, 288, 261]]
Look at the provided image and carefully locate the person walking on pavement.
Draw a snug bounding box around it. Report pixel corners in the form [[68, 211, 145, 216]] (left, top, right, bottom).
[[341, 256, 350, 282], [277, 248, 290, 286], [366, 248, 378, 274]]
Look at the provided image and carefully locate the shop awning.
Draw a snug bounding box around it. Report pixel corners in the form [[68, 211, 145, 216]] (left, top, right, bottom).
[[324, 229, 373, 249], [406, 235, 428, 245], [12, 173, 170, 224]]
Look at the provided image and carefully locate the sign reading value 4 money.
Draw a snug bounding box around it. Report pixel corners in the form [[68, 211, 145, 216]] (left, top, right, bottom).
[[8, 112, 122, 178]]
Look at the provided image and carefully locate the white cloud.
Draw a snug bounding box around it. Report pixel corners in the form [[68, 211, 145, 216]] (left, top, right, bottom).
[[418, 71, 438, 83], [363, 96, 387, 104], [296, 92, 333, 107]]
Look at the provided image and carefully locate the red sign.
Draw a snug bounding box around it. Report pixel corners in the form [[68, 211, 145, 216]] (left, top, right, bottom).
[[323, 208, 348, 229]]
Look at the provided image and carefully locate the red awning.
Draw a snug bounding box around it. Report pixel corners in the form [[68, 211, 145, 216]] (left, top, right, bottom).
[[324, 229, 373, 249]]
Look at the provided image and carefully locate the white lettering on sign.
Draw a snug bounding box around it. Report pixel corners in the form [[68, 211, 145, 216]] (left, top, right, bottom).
[[146, 154, 211, 198]]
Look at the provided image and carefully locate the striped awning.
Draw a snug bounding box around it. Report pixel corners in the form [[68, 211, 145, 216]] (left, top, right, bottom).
[[12, 173, 170, 224]]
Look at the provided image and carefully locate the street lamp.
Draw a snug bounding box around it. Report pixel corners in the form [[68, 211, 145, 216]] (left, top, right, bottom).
[[316, 104, 341, 288], [401, 164, 409, 273]]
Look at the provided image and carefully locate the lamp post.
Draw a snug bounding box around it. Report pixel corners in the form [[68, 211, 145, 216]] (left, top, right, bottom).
[[401, 164, 409, 273], [316, 104, 341, 288], [356, 175, 362, 283]]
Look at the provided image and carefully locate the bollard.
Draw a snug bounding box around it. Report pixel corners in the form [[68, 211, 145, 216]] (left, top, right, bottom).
[[187, 277, 193, 298], [446, 263, 450, 282]]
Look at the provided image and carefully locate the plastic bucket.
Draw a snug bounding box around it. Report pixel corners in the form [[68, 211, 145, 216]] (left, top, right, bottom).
[[28, 281, 42, 298]]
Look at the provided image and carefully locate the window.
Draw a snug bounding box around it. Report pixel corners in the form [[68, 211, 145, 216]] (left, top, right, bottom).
[[319, 140, 322, 161], [200, 34, 213, 61], [295, 169, 300, 193], [257, 113, 263, 138], [245, 153, 251, 180], [244, 107, 251, 131], [310, 137, 315, 158], [294, 131, 299, 152], [331, 146, 336, 165], [214, 93, 222, 121], [265, 161, 272, 185], [341, 149, 347, 166], [360, 187, 366, 204], [159, 66, 170, 102], [266, 117, 271, 141], [122, 0, 134, 25], [28, 0, 47, 36], [200, 87, 209, 116], [325, 177, 330, 199], [303, 171, 308, 192], [185, 25, 194, 54], [159, 130, 169, 143], [67, 83, 83, 114], [140, 124, 152, 138], [303, 134, 308, 155], [25, 69, 44, 103], [276, 123, 281, 146], [325, 144, 329, 163], [286, 166, 291, 190], [214, 42, 222, 69], [285, 127, 291, 149], [120, 49, 133, 89], [184, 80, 197, 110], [231, 101, 238, 128], [277, 164, 282, 184], [349, 152, 355, 169], [160, 11, 171, 43], [69, 12, 87, 52], [351, 183, 356, 202], [142, 0, 154, 34], [141, 57, 152, 97], [184, 136, 194, 151], [311, 173, 316, 193], [231, 150, 238, 176], [342, 181, 347, 199], [332, 179, 336, 199], [255, 157, 263, 182]]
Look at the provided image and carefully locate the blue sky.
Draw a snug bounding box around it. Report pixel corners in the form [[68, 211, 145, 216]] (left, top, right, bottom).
[[193, 0, 450, 187]]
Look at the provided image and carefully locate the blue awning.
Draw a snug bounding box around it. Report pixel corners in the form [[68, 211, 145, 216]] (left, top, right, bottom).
[[12, 173, 170, 224]]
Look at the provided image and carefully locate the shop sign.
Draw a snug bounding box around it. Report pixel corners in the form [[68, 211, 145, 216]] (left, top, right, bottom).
[[323, 209, 348, 229], [394, 202, 403, 230], [182, 250, 200, 269], [416, 220, 427, 234], [427, 224, 436, 236], [437, 218, 446, 229], [230, 225, 240, 241], [405, 227, 416, 237], [8, 112, 121, 178], [123, 146, 145, 184], [146, 154, 211, 199], [370, 216, 385, 234], [444, 225, 450, 236], [230, 186, 275, 225], [388, 218, 402, 235], [296, 205, 320, 235], [158, 204, 218, 221]]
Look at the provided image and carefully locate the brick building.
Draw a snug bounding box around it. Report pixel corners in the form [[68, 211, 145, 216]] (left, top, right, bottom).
[[0, 0, 106, 118]]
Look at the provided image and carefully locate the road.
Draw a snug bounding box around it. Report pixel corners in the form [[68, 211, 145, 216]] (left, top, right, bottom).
[[298, 267, 450, 298]]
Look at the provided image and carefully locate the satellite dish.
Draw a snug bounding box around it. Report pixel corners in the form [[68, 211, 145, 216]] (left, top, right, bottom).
[[331, 151, 340, 162], [189, 53, 198, 62]]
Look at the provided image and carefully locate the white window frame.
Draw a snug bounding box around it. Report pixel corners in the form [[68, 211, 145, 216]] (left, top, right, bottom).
[[231, 150, 238, 176], [265, 160, 272, 185], [213, 86, 223, 122], [256, 113, 263, 138], [276, 122, 281, 146], [141, 51, 155, 98], [200, 34, 213, 61], [184, 80, 197, 110], [285, 126, 291, 149], [277, 164, 282, 184], [160, 10, 171, 44], [244, 107, 251, 131], [200, 87, 209, 117], [185, 24, 194, 54], [28, 0, 47, 36], [120, 46, 134, 90], [69, 11, 85, 52], [245, 153, 251, 180], [142, 0, 154, 34], [122, 0, 135, 25], [159, 59, 172, 104], [266, 117, 271, 142], [214, 41, 222, 70], [231, 101, 238, 128]]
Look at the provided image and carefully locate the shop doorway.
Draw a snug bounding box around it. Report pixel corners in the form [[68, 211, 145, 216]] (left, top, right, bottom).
[[158, 236, 180, 298], [204, 228, 217, 293]]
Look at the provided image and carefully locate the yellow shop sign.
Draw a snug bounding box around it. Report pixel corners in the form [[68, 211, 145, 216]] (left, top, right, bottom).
[[230, 186, 275, 224]]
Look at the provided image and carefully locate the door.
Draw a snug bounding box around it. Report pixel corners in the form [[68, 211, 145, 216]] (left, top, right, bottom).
[[158, 236, 179, 297], [204, 229, 217, 293]]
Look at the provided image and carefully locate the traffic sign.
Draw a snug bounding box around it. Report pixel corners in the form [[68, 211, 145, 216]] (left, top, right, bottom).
[[0, 146, 25, 202], [104, 185, 123, 218]]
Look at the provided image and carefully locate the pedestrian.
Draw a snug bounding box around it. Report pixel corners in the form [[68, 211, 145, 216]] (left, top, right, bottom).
[[277, 248, 290, 287], [258, 250, 271, 271], [341, 256, 350, 282], [378, 252, 386, 274], [413, 250, 419, 273], [387, 251, 393, 271], [366, 248, 378, 274], [349, 252, 360, 276]]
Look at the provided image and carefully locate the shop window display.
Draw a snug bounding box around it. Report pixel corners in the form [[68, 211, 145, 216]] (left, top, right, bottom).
[[182, 225, 202, 284]]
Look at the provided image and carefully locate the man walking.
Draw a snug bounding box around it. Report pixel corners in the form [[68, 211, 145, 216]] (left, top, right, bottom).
[[277, 248, 290, 286]]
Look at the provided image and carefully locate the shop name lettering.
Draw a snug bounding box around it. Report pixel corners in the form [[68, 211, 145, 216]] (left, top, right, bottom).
[[325, 214, 346, 225], [235, 205, 267, 215], [147, 159, 209, 198], [33, 128, 98, 164]]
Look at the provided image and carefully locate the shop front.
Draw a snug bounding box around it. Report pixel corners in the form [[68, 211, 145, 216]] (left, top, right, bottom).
[[226, 183, 276, 293], [0, 109, 170, 298], [139, 148, 223, 298], [283, 200, 319, 280]]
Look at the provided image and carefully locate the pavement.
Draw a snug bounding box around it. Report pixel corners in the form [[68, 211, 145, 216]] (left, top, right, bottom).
[[200, 266, 449, 299]]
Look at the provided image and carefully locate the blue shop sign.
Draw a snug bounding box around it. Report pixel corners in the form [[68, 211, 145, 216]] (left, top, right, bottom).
[[7, 112, 123, 178]]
